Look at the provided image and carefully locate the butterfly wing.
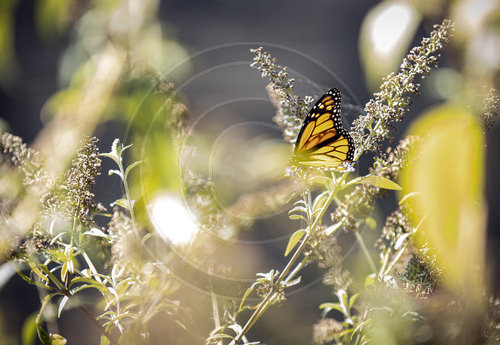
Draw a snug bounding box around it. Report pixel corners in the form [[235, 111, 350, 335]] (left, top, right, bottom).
[[293, 88, 354, 169]]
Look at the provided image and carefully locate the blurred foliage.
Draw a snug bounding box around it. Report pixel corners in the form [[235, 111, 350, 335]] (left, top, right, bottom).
[[400, 104, 486, 299], [360, 0, 500, 93]]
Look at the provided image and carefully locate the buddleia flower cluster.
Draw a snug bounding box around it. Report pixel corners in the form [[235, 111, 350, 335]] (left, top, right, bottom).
[[403, 246, 441, 297], [64, 137, 106, 225], [351, 19, 454, 153], [313, 237, 352, 292], [313, 318, 344, 345], [376, 208, 412, 254], [250, 47, 314, 142], [1, 133, 47, 194], [481, 87, 499, 131], [1, 134, 51, 258], [108, 207, 139, 271]]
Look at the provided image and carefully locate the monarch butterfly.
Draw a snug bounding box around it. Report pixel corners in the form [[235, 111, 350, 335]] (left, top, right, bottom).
[[292, 88, 355, 170]]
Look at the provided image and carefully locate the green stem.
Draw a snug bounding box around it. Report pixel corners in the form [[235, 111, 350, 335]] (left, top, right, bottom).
[[383, 215, 425, 276], [118, 157, 142, 243], [119, 161, 134, 223], [230, 106, 385, 344], [378, 251, 390, 278], [231, 172, 349, 344], [384, 242, 409, 276]]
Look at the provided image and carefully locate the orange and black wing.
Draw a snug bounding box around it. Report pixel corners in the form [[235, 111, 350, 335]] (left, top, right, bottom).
[[293, 88, 354, 169]]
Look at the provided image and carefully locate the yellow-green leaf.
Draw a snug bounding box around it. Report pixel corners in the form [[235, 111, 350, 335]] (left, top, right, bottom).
[[100, 335, 111, 345], [365, 273, 376, 288], [360, 176, 402, 190], [284, 229, 306, 256], [21, 313, 37, 345], [50, 334, 67, 345], [399, 103, 486, 300]]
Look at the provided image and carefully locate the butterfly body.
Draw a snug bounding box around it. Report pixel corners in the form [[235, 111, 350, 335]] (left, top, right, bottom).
[[292, 88, 355, 170]]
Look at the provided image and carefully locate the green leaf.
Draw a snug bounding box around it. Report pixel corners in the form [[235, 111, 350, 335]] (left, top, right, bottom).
[[281, 276, 301, 288], [121, 143, 133, 153], [289, 214, 307, 221], [360, 176, 402, 190], [28, 262, 49, 284], [340, 328, 354, 337], [69, 277, 109, 295], [60, 262, 68, 282], [337, 289, 349, 315], [110, 198, 134, 212], [398, 191, 420, 205], [36, 324, 51, 345], [288, 205, 307, 215], [284, 229, 306, 256], [352, 319, 370, 339], [400, 104, 486, 296], [239, 284, 255, 310], [100, 336, 111, 345], [100, 152, 120, 165], [394, 232, 410, 250], [365, 273, 376, 288], [125, 160, 143, 180], [208, 333, 235, 341], [348, 293, 360, 310], [57, 296, 69, 318], [36, 293, 61, 345], [16, 269, 50, 290], [293, 199, 307, 206], [364, 217, 377, 229], [312, 191, 330, 213], [108, 169, 123, 179], [324, 223, 341, 236], [49, 232, 67, 246], [83, 228, 111, 240], [50, 334, 67, 345], [69, 284, 95, 295], [319, 302, 344, 315], [21, 313, 37, 345]]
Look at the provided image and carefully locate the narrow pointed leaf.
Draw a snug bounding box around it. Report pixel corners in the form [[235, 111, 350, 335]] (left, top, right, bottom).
[[394, 233, 410, 250], [319, 302, 344, 314], [110, 198, 134, 211], [108, 169, 123, 179], [348, 293, 360, 310], [125, 160, 143, 179], [83, 228, 111, 240], [365, 273, 376, 288], [312, 191, 329, 213], [239, 285, 255, 310], [289, 214, 307, 221], [57, 296, 69, 318], [100, 153, 120, 165], [324, 223, 342, 236], [359, 176, 402, 190], [284, 229, 306, 256]]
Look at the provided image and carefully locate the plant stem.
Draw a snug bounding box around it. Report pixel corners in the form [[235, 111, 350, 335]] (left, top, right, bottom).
[[231, 172, 349, 344], [119, 161, 135, 223], [71, 295, 118, 345], [230, 107, 386, 344], [383, 215, 425, 276]]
